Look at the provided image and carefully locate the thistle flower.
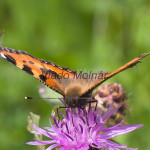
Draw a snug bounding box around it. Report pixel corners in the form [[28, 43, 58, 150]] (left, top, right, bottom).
[[27, 104, 143, 150], [94, 83, 127, 126]]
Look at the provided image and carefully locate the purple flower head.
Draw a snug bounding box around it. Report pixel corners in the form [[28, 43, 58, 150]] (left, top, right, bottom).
[[27, 104, 143, 150]]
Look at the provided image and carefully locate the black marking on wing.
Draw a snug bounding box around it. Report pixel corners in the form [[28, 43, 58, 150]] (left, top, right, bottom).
[[139, 53, 150, 58], [40, 68, 47, 75], [7, 48, 13, 53], [47, 70, 61, 79], [5, 54, 16, 65], [0, 47, 76, 74], [127, 61, 140, 68], [39, 75, 47, 82], [14, 50, 20, 54], [23, 60, 26, 63], [39, 59, 75, 73], [29, 61, 34, 64], [22, 65, 33, 75]]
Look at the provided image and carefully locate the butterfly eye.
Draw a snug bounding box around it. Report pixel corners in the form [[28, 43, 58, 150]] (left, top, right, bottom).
[[70, 97, 79, 107], [72, 99, 77, 105]]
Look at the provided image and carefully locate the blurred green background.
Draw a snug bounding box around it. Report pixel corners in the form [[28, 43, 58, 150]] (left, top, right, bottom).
[[0, 0, 150, 150]]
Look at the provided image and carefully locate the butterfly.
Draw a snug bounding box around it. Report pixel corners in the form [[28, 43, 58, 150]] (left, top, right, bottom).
[[0, 46, 149, 108]]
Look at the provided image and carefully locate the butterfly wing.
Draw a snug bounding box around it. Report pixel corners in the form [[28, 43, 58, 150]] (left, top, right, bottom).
[[0, 47, 75, 96], [81, 53, 150, 97]]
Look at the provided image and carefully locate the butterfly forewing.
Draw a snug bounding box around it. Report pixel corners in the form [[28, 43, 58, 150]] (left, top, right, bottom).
[[0, 47, 75, 96], [80, 52, 150, 97]]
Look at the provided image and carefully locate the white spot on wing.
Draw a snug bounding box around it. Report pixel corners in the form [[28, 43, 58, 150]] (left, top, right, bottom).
[[0, 53, 6, 59], [57, 66, 63, 69]]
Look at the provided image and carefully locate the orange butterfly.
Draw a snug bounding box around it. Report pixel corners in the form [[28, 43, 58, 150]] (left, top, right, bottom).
[[0, 47, 149, 108]]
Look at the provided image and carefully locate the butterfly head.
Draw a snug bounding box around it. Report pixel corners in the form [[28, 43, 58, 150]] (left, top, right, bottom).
[[65, 96, 79, 108], [64, 86, 88, 108]]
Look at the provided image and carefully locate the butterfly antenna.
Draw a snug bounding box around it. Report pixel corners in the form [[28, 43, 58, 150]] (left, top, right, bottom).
[[79, 97, 94, 100], [24, 96, 62, 100]]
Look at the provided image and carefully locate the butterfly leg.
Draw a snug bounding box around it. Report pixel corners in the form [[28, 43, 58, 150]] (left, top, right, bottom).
[[86, 99, 98, 111], [87, 99, 97, 104], [84, 109, 89, 127], [79, 106, 90, 133], [70, 108, 76, 127], [94, 100, 98, 111], [56, 106, 68, 121]]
